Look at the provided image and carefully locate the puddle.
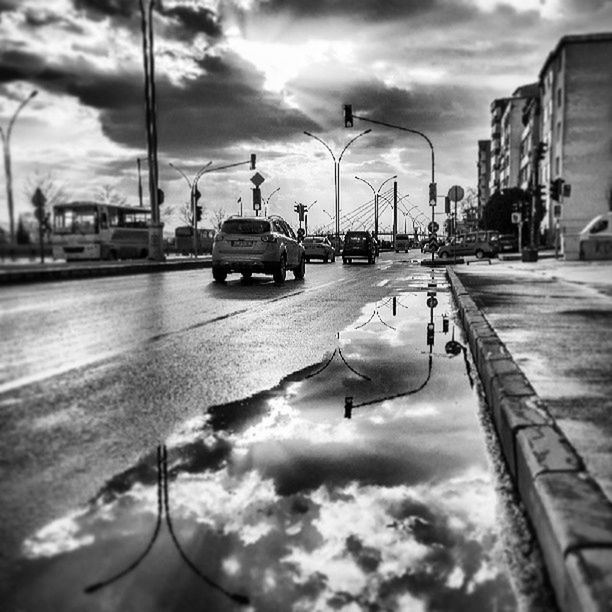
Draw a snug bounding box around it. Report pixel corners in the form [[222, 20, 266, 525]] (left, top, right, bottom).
[[6, 272, 523, 611]]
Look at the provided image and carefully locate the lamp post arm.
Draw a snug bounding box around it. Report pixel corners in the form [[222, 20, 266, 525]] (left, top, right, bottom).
[[338, 129, 371, 163], [6, 90, 38, 141], [352, 114, 434, 181], [303, 131, 336, 162], [377, 174, 397, 195], [354, 175, 375, 196], [202, 158, 251, 176], [169, 162, 192, 188]]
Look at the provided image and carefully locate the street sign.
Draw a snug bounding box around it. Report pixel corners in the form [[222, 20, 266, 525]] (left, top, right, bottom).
[[250, 172, 265, 187], [447, 185, 464, 202], [427, 296, 438, 308], [427, 221, 439, 233], [511, 212, 522, 224]]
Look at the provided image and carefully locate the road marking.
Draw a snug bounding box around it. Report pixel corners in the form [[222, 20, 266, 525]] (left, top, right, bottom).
[[376, 279, 390, 287]]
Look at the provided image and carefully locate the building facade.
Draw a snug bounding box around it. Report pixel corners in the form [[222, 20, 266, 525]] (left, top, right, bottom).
[[539, 32, 612, 259], [477, 139, 491, 221]]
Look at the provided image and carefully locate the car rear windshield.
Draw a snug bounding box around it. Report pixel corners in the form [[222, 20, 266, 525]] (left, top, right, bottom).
[[396, 234, 409, 240], [221, 219, 271, 234], [346, 235, 367, 245]]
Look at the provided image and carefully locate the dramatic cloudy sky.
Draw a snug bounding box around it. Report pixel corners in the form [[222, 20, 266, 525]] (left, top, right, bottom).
[[1, 0, 612, 232]]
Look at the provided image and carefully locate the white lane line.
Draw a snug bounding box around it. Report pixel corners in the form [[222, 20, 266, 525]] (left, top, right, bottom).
[[376, 279, 390, 287]]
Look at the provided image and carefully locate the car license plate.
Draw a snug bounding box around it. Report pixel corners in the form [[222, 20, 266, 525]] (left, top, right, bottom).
[[233, 240, 253, 247]]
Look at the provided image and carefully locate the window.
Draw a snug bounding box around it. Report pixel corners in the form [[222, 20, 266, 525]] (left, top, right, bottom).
[[590, 219, 608, 234]]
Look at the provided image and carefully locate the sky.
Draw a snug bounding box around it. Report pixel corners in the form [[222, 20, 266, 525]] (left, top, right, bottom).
[[1, 0, 612, 234]]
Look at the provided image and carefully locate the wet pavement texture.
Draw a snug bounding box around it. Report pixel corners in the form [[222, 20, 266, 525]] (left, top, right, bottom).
[[4, 269, 555, 611]]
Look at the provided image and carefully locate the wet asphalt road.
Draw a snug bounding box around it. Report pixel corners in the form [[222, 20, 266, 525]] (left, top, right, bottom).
[[0, 253, 556, 610]]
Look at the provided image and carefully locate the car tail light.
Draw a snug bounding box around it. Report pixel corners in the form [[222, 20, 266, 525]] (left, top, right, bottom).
[[261, 235, 277, 243]]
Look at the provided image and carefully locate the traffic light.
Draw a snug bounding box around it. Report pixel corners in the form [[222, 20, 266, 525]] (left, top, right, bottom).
[[536, 142, 548, 161], [444, 196, 451, 214], [299, 204, 306, 221], [550, 178, 563, 201], [252, 187, 261, 210], [536, 183, 546, 203], [250, 154, 256, 170], [294, 204, 300, 214], [195, 205, 202, 222], [157, 188, 164, 205], [429, 182, 437, 205], [427, 322, 435, 346], [344, 396, 353, 419], [193, 188, 201, 203], [343, 104, 353, 128]]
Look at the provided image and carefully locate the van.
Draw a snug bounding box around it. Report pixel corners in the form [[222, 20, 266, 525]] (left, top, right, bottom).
[[437, 230, 499, 259], [342, 230, 377, 264], [579, 212, 612, 260], [395, 233, 411, 252]]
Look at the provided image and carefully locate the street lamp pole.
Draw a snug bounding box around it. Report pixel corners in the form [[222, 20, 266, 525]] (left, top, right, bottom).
[[354, 174, 396, 239], [304, 129, 370, 250], [169, 161, 213, 258], [264, 187, 280, 216], [139, 0, 164, 260], [0, 89, 38, 244]]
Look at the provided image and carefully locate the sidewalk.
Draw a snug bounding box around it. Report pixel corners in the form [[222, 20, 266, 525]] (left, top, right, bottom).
[[0, 255, 212, 285], [447, 258, 612, 612]]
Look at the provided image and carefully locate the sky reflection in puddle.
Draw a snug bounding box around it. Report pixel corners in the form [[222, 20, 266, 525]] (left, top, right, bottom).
[[9, 285, 517, 611]]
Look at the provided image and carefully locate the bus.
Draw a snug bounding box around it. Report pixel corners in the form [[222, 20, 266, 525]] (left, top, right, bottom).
[[175, 226, 216, 255], [52, 201, 151, 261]]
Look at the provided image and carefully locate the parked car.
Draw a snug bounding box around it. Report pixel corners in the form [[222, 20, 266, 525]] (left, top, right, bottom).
[[498, 233, 519, 253], [395, 233, 412, 252], [302, 236, 335, 263], [437, 230, 500, 259], [211, 215, 305, 283], [342, 230, 378, 264], [579, 212, 612, 260]]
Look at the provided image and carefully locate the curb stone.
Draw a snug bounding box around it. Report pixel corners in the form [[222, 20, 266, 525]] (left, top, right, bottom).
[[447, 267, 612, 612]]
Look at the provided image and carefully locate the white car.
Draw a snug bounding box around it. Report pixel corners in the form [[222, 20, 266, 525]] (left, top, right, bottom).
[[579, 212, 612, 260], [302, 236, 335, 263], [212, 215, 306, 283]]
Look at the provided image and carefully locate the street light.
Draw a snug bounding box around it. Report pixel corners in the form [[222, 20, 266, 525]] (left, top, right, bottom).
[[0, 89, 38, 244], [264, 186, 280, 216], [303, 129, 371, 249], [354, 174, 397, 239], [169, 161, 213, 257]]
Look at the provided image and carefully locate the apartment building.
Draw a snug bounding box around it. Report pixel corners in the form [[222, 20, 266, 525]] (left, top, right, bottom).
[[539, 32, 612, 259], [477, 140, 491, 219]]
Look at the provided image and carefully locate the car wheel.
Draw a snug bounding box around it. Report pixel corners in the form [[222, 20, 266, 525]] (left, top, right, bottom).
[[323, 255, 328, 263], [293, 255, 306, 279], [331, 253, 335, 262], [342, 258, 347, 264], [273, 255, 287, 283], [475, 249, 484, 259], [212, 267, 227, 282]]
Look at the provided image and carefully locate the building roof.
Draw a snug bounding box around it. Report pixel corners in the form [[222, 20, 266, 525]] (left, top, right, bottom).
[[539, 32, 612, 80]]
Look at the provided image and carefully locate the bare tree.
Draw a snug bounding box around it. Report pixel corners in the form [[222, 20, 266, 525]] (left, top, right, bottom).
[[178, 201, 193, 226], [23, 170, 71, 240], [96, 184, 127, 205], [210, 206, 227, 230]]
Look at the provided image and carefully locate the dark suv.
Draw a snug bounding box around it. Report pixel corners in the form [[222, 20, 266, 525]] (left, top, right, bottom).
[[342, 230, 377, 264]]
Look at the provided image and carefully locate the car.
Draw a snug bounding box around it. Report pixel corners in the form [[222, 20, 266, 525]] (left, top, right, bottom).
[[341, 230, 378, 264], [211, 215, 306, 283], [437, 230, 499, 259], [498, 233, 519, 253], [395, 233, 412, 252], [302, 236, 336, 263], [579, 211, 612, 260]]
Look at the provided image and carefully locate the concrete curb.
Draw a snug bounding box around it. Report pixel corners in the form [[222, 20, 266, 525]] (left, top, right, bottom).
[[447, 267, 612, 612], [0, 259, 212, 285]]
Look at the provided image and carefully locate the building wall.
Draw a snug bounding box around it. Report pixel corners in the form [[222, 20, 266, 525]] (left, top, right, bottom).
[[561, 38, 612, 258], [477, 139, 491, 219]]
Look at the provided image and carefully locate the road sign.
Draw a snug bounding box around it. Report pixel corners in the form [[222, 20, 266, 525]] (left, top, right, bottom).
[[447, 185, 464, 202], [511, 212, 522, 224], [250, 172, 265, 187], [427, 221, 439, 233], [427, 296, 438, 308]]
